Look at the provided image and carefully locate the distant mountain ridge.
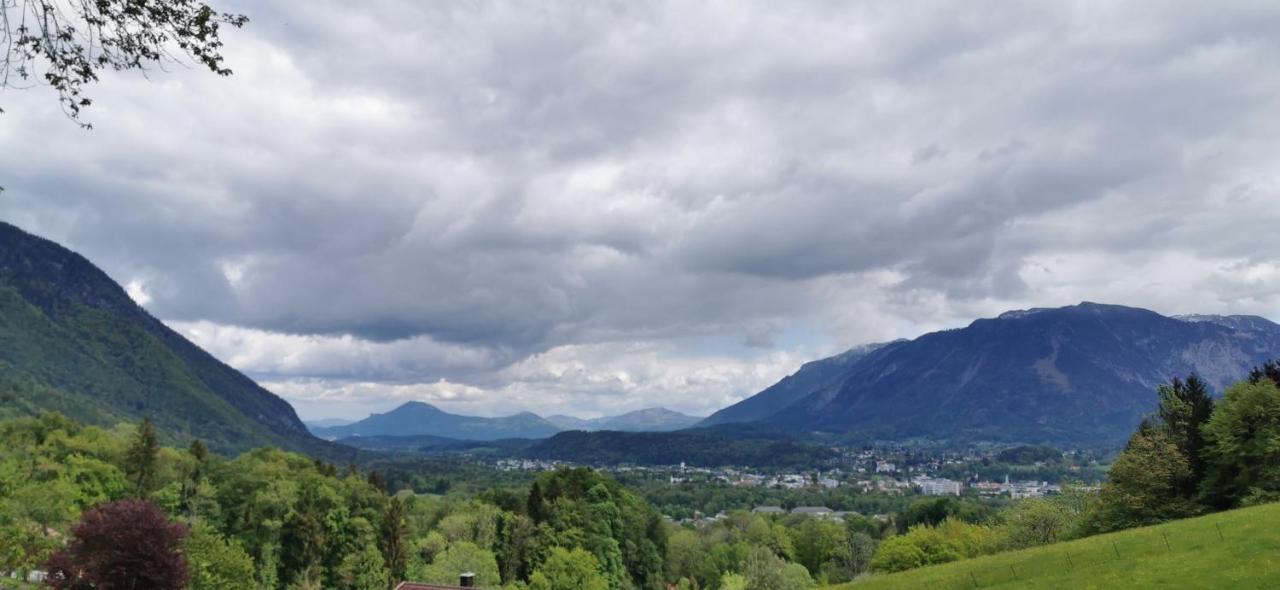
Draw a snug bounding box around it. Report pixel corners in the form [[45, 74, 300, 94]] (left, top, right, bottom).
[[311, 401, 562, 441], [703, 303, 1280, 444], [545, 407, 701, 432], [315, 404, 703, 440], [700, 341, 895, 427], [0, 221, 333, 456]]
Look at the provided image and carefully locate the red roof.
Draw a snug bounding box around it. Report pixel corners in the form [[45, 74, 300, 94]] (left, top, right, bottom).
[[394, 583, 474, 590]]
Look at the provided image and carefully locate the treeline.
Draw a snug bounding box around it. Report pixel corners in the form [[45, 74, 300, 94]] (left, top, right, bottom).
[[0, 414, 665, 589], [862, 362, 1280, 576], [524, 430, 837, 468], [1088, 365, 1280, 530]]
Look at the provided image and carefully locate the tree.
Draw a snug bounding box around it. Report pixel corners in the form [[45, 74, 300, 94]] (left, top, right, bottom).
[[1154, 375, 1215, 499], [337, 543, 389, 590], [528, 480, 547, 523], [869, 536, 925, 573], [1002, 499, 1071, 549], [416, 542, 500, 589], [381, 497, 409, 584], [496, 511, 539, 584], [126, 417, 161, 497], [185, 524, 255, 590], [279, 503, 327, 586], [741, 546, 813, 590], [791, 517, 847, 581], [1087, 425, 1198, 532], [45, 499, 189, 589], [1200, 379, 1280, 508], [1, 0, 248, 125], [182, 439, 212, 521], [528, 547, 608, 590]]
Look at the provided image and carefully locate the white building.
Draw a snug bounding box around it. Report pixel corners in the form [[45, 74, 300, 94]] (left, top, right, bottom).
[[916, 477, 962, 496]]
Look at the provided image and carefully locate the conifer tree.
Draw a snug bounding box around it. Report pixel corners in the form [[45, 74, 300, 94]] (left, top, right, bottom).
[[126, 418, 161, 498], [381, 497, 409, 584]]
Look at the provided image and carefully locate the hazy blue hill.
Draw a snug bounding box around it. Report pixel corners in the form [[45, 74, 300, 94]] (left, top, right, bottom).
[[0, 221, 334, 456], [545, 414, 593, 430], [699, 341, 895, 427], [547, 407, 702, 432], [313, 401, 562, 441], [757, 302, 1280, 444], [304, 417, 355, 432]]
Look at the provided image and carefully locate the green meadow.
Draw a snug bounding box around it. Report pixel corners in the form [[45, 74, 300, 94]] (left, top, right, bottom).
[[835, 502, 1280, 589]]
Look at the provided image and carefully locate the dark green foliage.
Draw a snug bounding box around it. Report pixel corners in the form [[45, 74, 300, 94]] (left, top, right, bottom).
[[1089, 364, 1280, 533], [127, 417, 161, 497], [994, 445, 1063, 465], [0, 222, 340, 457], [1155, 375, 1214, 499], [381, 498, 409, 584], [525, 430, 837, 468], [1200, 379, 1280, 509], [530, 468, 667, 589], [901, 497, 994, 531]]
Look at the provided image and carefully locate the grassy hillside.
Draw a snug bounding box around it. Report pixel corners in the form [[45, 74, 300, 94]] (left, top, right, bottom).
[[835, 503, 1280, 589]]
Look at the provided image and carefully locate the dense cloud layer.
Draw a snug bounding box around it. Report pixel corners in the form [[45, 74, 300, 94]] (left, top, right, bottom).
[[3, 1, 1280, 419]]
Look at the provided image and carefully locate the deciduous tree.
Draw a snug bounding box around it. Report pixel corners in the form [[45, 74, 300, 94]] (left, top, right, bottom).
[[45, 499, 189, 589]]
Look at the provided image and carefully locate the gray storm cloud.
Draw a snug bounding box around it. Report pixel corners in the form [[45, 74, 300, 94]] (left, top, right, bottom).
[[2, 0, 1279, 417]]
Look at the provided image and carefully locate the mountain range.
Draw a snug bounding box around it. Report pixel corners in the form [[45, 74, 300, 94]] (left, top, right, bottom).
[[0, 222, 334, 456], [311, 401, 561, 441], [5, 221, 1280, 455], [544, 407, 702, 432], [704, 303, 1280, 444], [312, 402, 702, 441]]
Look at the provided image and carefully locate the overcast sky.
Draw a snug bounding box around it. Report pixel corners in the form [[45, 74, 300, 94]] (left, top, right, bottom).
[[3, 1, 1280, 421]]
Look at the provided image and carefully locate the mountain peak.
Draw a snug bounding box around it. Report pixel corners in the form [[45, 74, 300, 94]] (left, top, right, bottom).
[[710, 302, 1280, 444]]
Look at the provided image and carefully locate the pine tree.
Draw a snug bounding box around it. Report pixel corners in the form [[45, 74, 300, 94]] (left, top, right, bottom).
[[1155, 374, 1214, 499], [367, 471, 387, 493], [381, 498, 409, 584], [527, 481, 545, 523], [126, 418, 160, 498], [180, 439, 210, 521]]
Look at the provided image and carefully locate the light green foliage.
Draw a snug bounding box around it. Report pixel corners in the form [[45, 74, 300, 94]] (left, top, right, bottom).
[[665, 529, 705, 583], [0, 414, 400, 590], [416, 541, 500, 588], [869, 518, 998, 573], [867, 536, 926, 573], [186, 524, 257, 590], [1002, 498, 1072, 549], [337, 542, 389, 590], [1087, 427, 1197, 533], [1200, 380, 1280, 508], [834, 502, 1280, 590], [437, 500, 500, 547], [719, 573, 748, 590], [528, 547, 609, 590], [741, 546, 814, 589]]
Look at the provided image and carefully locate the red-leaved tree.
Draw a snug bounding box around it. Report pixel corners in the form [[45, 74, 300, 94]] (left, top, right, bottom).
[[44, 499, 189, 590]]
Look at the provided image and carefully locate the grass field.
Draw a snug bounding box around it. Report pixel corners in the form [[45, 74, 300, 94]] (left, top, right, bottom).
[[834, 502, 1280, 589]]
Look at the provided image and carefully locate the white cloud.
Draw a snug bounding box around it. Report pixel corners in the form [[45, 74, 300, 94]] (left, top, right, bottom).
[[4, 0, 1280, 419]]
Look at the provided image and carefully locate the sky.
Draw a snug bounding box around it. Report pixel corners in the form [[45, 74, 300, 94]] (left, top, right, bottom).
[[3, 1, 1280, 421]]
